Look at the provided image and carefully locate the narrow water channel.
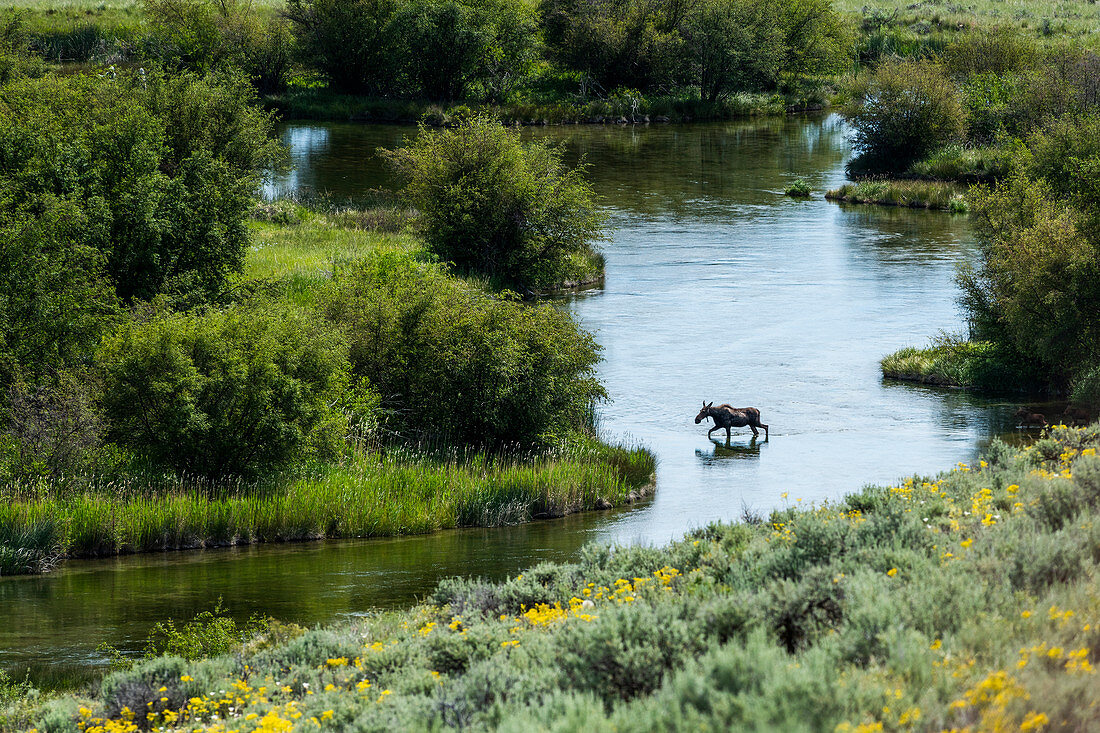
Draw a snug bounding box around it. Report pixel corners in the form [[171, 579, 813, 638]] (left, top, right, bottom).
[[2, 116, 1021, 685]]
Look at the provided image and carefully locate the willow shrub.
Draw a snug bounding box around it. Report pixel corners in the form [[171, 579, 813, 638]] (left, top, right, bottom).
[[97, 301, 353, 477], [960, 115, 1100, 391], [383, 118, 606, 290], [845, 59, 965, 174], [0, 68, 283, 305], [323, 251, 605, 445]]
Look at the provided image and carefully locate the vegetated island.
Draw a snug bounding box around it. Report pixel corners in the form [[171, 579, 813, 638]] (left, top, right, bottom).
[[12, 424, 1100, 731], [0, 47, 652, 578]]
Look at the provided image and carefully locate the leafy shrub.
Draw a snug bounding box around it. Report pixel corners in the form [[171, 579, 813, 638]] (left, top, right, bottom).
[[0, 197, 118, 389], [0, 69, 283, 305], [389, 0, 537, 102], [98, 301, 352, 476], [142, 601, 259, 661], [2, 373, 103, 480], [1071, 366, 1100, 408], [554, 601, 701, 705], [845, 59, 965, 174], [287, 0, 535, 101], [941, 27, 1039, 78], [323, 251, 605, 446], [960, 118, 1100, 389], [384, 118, 605, 289]]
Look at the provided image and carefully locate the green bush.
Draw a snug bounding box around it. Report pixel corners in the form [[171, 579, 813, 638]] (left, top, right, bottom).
[[1071, 366, 1100, 408], [960, 118, 1100, 389], [845, 59, 965, 174], [322, 251, 606, 445], [384, 117, 605, 289], [286, 0, 400, 95], [389, 0, 537, 102], [98, 301, 352, 476], [0, 69, 283, 304]]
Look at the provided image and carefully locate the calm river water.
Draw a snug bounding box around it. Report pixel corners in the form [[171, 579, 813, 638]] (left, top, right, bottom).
[[2, 116, 1022, 685]]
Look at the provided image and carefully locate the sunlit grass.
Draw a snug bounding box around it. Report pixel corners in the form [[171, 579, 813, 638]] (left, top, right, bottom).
[[0, 442, 655, 573], [826, 180, 968, 211], [244, 218, 419, 282], [835, 0, 1100, 39]]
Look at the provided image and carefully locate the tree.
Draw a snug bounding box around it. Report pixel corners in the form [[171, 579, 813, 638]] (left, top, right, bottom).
[[383, 117, 606, 289], [845, 59, 965, 173], [0, 69, 283, 304], [682, 0, 784, 102], [286, 0, 400, 95], [323, 252, 606, 446], [960, 116, 1100, 390]]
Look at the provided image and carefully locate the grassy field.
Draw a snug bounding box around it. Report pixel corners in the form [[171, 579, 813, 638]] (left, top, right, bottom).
[[836, 0, 1100, 39], [20, 424, 1100, 731]]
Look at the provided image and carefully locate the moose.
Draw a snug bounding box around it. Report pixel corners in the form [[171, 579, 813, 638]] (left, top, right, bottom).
[[1013, 407, 1047, 428], [695, 401, 769, 440]]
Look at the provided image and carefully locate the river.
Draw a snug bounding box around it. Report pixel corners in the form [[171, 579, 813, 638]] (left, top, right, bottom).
[[1, 115, 1021, 686]]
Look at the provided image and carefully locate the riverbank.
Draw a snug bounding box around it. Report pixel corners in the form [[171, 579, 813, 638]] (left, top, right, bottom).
[[826, 180, 968, 212], [24, 424, 1100, 731], [263, 88, 814, 126], [0, 441, 655, 576]]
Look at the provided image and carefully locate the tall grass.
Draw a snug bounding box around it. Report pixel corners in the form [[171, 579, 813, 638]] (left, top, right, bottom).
[[0, 443, 655, 574], [826, 179, 968, 211]]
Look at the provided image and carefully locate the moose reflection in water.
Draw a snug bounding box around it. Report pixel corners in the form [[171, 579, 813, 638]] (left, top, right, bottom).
[[696, 436, 764, 463], [695, 401, 769, 440]]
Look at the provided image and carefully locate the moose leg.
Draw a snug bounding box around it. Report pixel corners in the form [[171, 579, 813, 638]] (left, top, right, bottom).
[[726, 426, 732, 440], [707, 425, 717, 437], [749, 425, 758, 437]]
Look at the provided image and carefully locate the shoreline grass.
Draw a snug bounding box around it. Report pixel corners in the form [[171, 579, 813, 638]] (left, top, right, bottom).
[[880, 336, 1037, 393], [826, 179, 969, 211], [27, 424, 1100, 730], [0, 441, 655, 576]]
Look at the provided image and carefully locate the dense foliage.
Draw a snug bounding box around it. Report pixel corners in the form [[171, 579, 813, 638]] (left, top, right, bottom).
[[286, 0, 537, 100], [98, 302, 351, 476], [540, 0, 847, 98], [845, 59, 964, 173], [385, 118, 605, 288], [960, 115, 1100, 397], [144, 0, 294, 93], [30, 425, 1100, 731], [0, 69, 282, 306], [323, 251, 606, 445]]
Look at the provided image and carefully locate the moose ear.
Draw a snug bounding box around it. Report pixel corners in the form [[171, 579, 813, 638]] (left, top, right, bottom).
[[707, 401, 713, 407], [701, 400, 706, 408]]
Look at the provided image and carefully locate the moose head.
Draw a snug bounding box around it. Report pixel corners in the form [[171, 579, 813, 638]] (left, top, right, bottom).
[[695, 401, 714, 424]]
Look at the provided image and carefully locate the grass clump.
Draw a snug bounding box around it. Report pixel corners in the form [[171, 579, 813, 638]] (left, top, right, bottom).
[[826, 179, 968, 210], [33, 424, 1100, 731], [784, 178, 812, 197]]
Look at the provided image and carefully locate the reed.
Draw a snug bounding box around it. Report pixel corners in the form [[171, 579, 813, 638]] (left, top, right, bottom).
[[0, 442, 655, 574]]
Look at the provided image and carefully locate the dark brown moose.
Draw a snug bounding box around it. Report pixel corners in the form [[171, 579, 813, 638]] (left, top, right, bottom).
[[695, 401, 769, 440], [1013, 407, 1047, 428]]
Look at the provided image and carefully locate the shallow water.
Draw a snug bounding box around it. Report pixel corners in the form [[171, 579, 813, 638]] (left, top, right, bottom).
[[3, 116, 1025, 684]]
